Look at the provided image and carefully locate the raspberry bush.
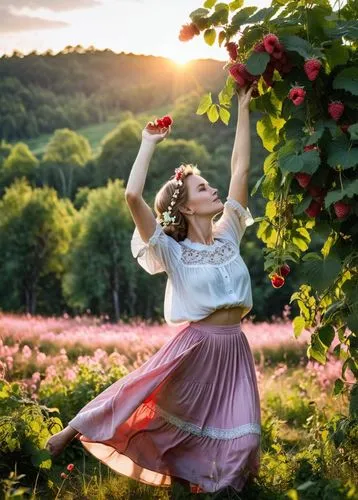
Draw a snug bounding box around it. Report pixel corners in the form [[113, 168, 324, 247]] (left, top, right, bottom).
[[180, 0, 358, 408]]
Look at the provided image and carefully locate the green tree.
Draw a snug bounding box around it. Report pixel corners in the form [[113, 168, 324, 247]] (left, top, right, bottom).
[[62, 179, 135, 321], [0, 179, 73, 313], [0, 143, 39, 195], [41, 128, 92, 199], [95, 119, 142, 186]]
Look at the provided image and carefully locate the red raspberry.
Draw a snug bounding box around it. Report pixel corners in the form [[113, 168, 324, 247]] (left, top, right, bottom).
[[289, 86, 306, 106], [304, 144, 318, 152], [229, 63, 255, 87], [225, 41, 238, 61], [304, 58, 321, 81], [271, 42, 285, 60], [294, 173, 312, 188], [307, 184, 325, 198], [161, 115, 173, 127], [67, 463, 75, 471], [279, 263, 291, 277], [254, 41, 266, 52], [328, 101, 344, 121], [333, 201, 351, 218], [271, 273, 285, 288], [179, 23, 199, 42], [305, 199, 322, 217], [263, 34, 280, 54], [155, 118, 164, 128]]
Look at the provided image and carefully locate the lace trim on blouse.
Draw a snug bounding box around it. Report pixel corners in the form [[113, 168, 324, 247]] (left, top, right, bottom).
[[150, 403, 261, 440], [180, 239, 237, 266]]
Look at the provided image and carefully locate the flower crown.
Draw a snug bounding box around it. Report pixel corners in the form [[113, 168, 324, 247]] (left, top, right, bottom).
[[159, 165, 185, 227]]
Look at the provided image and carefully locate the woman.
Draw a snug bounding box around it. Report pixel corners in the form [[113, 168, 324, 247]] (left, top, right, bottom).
[[45, 82, 260, 495]]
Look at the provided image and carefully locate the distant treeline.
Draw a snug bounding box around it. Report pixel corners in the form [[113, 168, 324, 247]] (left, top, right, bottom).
[[0, 46, 226, 141]]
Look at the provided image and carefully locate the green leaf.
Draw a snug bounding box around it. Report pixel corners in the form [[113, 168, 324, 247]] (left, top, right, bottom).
[[324, 41, 350, 71], [189, 8, 210, 21], [246, 51, 270, 76], [324, 179, 358, 208], [246, 6, 277, 23], [348, 123, 358, 139], [231, 7, 257, 30], [349, 383, 358, 418], [326, 136, 358, 169], [324, 20, 358, 41], [204, 0, 217, 8], [218, 30, 226, 47], [208, 104, 219, 123], [219, 106, 230, 125], [279, 35, 322, 59], [196, 93, 212, 115], [229, 0, 243, 11], [333, 378, 344, 395], [308, 334, 327, 364], [346, 313, 358, 334], [318, 325, 335, 348], [301, 255, 342, 293], [215, 2, 229, 12], [333, 67, 358, 96], [204, 28, 216, 46], [293, 315, 306, 339]]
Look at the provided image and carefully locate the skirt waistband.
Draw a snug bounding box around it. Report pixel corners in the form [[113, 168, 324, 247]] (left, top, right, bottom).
[[187, 321, 242, 335]]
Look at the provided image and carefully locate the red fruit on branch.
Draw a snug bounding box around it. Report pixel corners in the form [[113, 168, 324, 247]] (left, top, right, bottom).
[[263, 33, 280, 54], [271, 273, 285, 288], [225, 41, 238, 61], [271, 42, 285, 60], [307, 184, 326, 198], [303, 144, 320, 152], [229, 62, 255, 87], [294, 172, 312, 188], [289, 86, 306, 106], [328, 101, 344, 121], [254, 41, 266, 52], [279, 263, 291, 277], [305, 199, 322, 217], [304, 58, 322, 81], [333, 201, 352, 218], [179, 23, 200, 42]]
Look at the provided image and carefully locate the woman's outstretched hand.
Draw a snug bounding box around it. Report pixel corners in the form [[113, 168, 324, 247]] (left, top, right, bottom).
[[142, 122, 172, 145], [237, 81, 258, 109]]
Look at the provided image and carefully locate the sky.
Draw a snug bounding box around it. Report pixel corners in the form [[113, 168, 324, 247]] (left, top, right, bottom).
[[0, 0, 271, 63]]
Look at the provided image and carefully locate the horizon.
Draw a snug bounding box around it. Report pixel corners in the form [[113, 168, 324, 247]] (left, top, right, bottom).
[[0, 0, 270, 64]]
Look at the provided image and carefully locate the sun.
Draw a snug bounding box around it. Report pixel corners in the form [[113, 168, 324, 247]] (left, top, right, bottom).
[[170, 53, 192, 66]]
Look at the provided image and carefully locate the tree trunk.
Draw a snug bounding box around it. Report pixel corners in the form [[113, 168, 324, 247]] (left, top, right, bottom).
[[112, 269, 120, 322]]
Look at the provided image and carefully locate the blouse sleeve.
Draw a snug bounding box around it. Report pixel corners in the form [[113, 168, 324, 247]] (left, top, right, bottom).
[[213, 197, 255, 246], [130, 220, 182, 275]]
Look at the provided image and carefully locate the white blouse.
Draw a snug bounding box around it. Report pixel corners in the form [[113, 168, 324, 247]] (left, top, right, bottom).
[[130, 197, 255, 327]]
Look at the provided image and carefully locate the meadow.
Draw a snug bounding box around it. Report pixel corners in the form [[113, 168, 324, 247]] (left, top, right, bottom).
[[0, 311, 357, 499]]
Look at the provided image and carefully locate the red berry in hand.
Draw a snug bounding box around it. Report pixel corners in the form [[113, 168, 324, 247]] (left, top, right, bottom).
[[155, 118, 164, 128], [271, 273, 285, 288], [333, 201, 352, 218], [279, 263, 291, 277], [162, 115, 173, 127], [304, 58, 321, 81], [328, 101, 344, 121], [295, 173, 312, 188]]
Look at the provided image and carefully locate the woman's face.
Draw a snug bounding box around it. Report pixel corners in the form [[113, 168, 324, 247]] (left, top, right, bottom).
[[181, 174, 223, 218]]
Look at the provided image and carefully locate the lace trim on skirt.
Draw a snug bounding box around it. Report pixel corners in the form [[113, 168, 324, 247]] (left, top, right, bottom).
[[149, 403, 261, 440]]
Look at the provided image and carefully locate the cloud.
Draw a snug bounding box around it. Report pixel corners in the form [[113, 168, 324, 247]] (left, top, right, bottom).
[[7, 0, 102, 11], [0, 8, 69, 33]]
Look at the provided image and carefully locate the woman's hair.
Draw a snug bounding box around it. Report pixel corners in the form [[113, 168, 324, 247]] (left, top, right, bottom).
[[154, 163, 201, 242]]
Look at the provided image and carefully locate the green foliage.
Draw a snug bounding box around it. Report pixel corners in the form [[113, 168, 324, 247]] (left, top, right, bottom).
[[0, 179, 73, 313], [0, 380, 58, 471], [185, 0, 358, 398], [43, 128, 92, 167], [62, 179, 134, 320]]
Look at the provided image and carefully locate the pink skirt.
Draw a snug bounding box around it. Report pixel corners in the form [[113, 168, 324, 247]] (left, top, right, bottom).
[[68, 321, 261, 493]]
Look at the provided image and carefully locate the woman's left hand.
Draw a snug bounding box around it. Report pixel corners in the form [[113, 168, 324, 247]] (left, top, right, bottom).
[[237, 81, 258, 109]]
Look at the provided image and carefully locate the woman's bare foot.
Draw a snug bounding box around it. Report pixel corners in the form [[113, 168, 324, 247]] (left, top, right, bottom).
[[45, 425, 78, 458]]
